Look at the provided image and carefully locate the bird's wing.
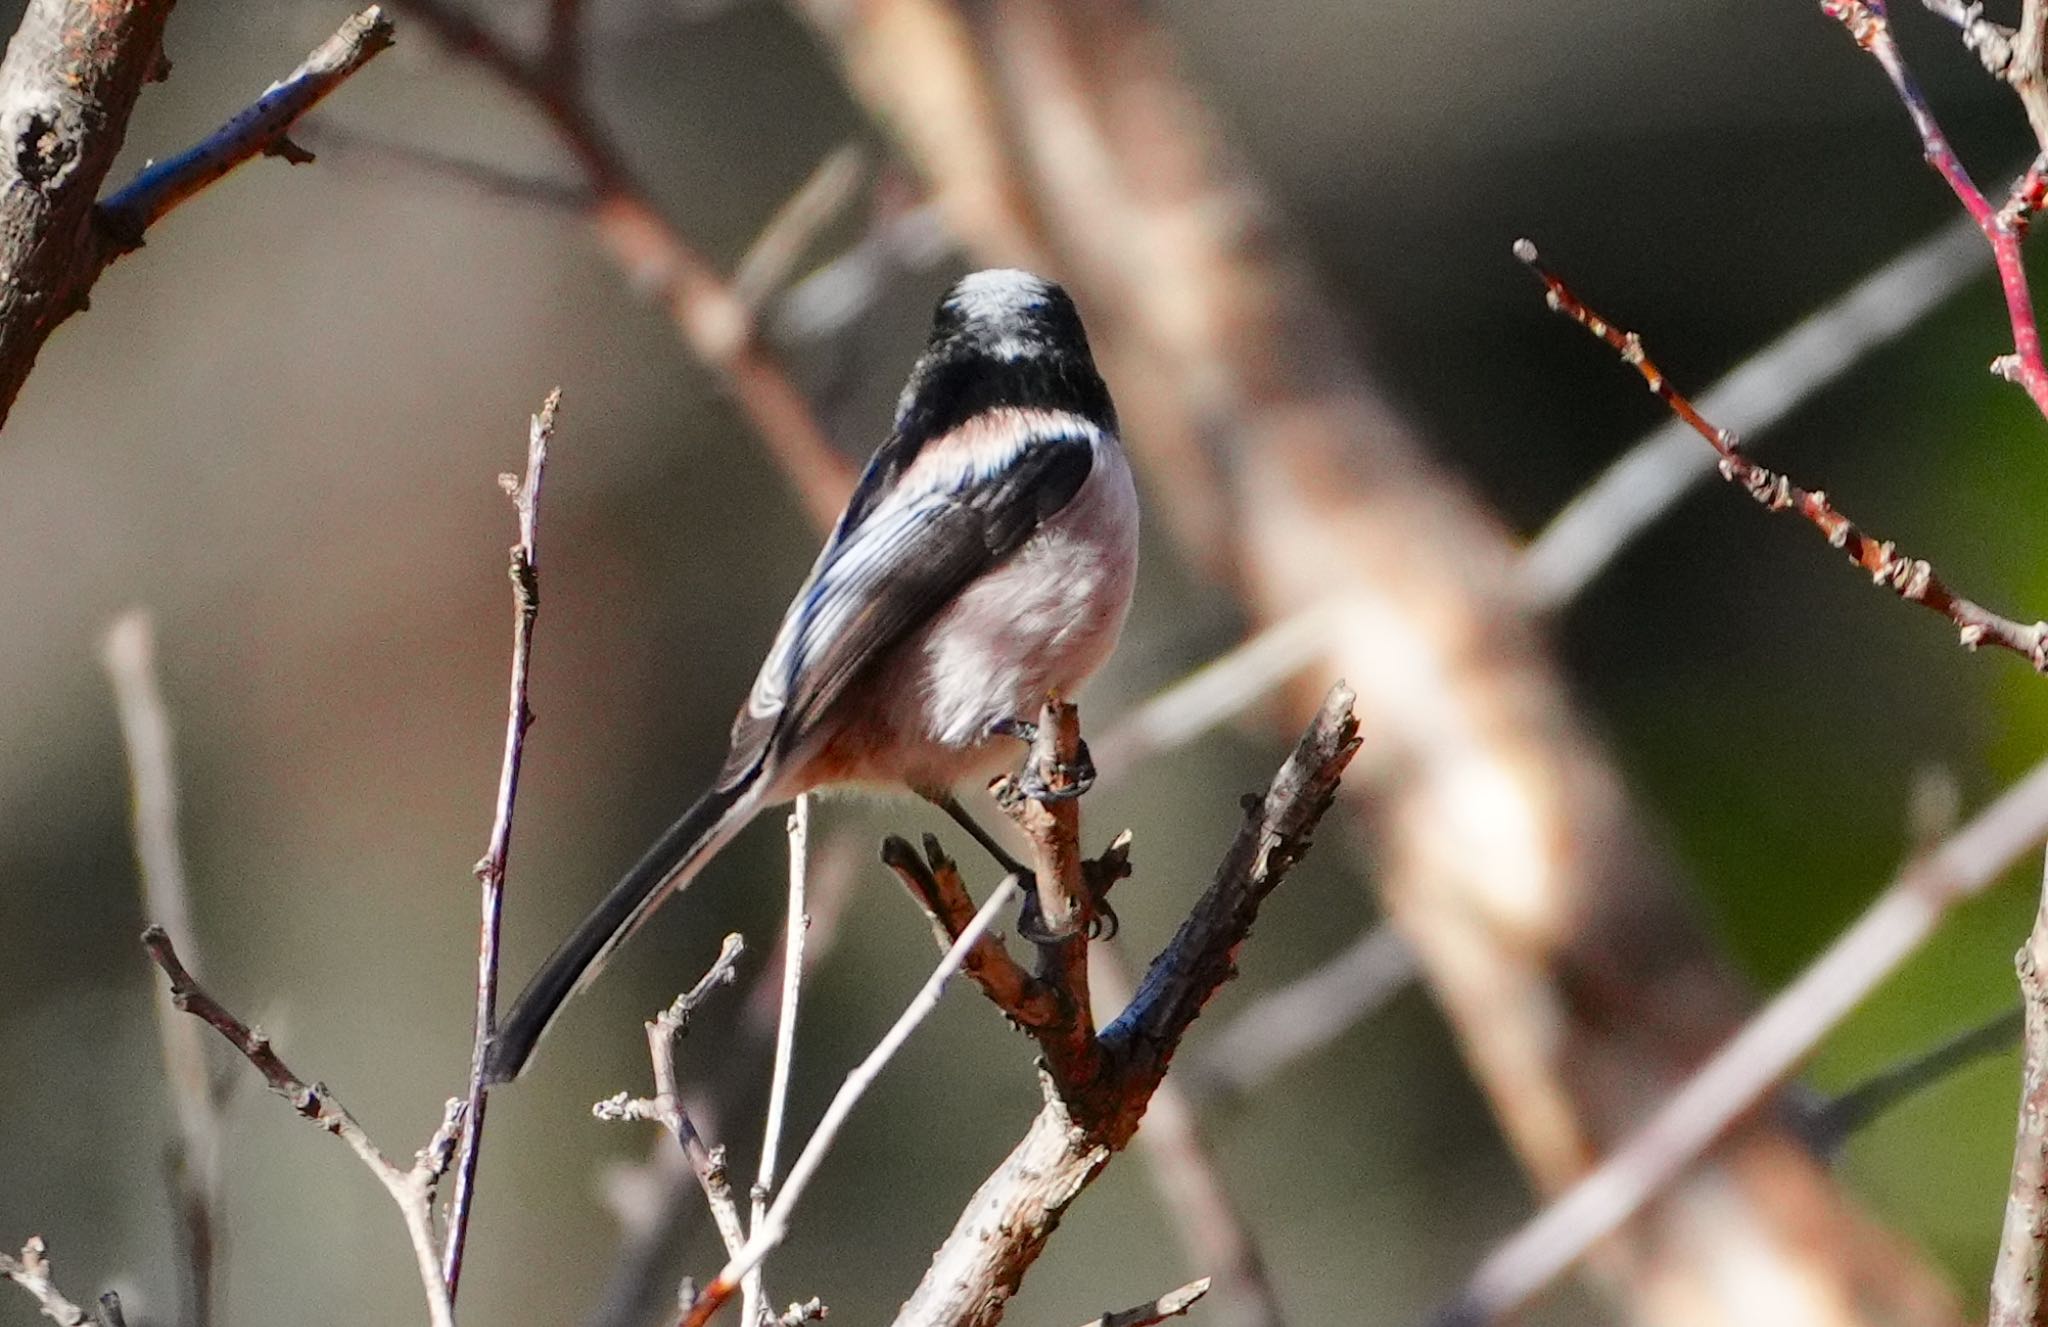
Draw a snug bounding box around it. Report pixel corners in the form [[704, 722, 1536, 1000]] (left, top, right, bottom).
[[717, 415, 1101, 790]]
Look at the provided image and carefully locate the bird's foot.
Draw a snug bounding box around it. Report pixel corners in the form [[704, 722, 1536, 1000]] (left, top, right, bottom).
[[1012, 870, 1119, 943], [989, 716, 1095, 802]]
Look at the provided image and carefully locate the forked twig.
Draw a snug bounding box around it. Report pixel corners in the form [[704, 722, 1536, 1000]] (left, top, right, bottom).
[[140, 928, 462, 1327]]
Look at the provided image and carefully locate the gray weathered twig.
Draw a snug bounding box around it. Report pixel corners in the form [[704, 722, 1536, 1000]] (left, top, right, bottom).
[[1079, 1277, 1212, 1327], [101, 611, 221, 1327], [1988, 848, 2048, 1327], [593, 933, 754, 1269], [679, 883, 1023, 1327], [0, 1239, 93, 1327], [140, 926, 462, 1327]]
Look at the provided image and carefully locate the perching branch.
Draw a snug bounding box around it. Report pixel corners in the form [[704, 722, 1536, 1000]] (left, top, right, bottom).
[[1426, 751, 2048, 1326], [443, 387, 563, 1299], [140, 926, 463, 1327], [0, 2, 391, 430], [101, 611, 221, 1327], [887, 686, 1360, 1327], [1517, 238, 2048, 672], [0, 1239, 93, 1327]]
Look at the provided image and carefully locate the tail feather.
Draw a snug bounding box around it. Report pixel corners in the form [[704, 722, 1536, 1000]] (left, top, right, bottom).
[[483, 778, 760, 1083]]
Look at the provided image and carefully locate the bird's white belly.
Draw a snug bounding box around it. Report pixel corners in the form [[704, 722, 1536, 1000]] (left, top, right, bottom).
[[835, 443, 1138, 791]]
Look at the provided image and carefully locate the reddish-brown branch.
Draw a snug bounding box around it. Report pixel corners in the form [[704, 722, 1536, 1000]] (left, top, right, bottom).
[[442, 388, 562, 1298], [1824, 0, 2048, 418], [394, 0, 858, 528], [1518, 238, 2048, 672]]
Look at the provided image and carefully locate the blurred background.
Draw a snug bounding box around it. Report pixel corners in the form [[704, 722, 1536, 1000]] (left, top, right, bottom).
[[3, 1, 2046, 1324]]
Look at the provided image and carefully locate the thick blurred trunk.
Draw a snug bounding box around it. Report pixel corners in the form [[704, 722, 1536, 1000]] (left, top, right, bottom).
[[790, 0, 1965, 1322]]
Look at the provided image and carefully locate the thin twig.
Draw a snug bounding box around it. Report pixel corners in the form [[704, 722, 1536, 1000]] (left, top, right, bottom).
[[1822, 1, 2048, 417], [994, 700, 1097, 983], [443, 388, 563, 1298], [1988, 847, 2048, 1326], [678, 882, 1023, 1327], [1517, 238, 2048, 671], [1798, 1002, 2023, 1153], [1187, 922, 1415, 1105], [97, 8, 396, 247], [1424, 751, 2048, 1326], [101, 611, 219, 1327], [747, 796, 811, 1325], [140, 927, 462, 1327], [731, 144, 867, 324], [1078, 1277, 1212, 1327], [1516, 212, 1990, 610], [292, 120, 592, 210], [594, 934, 753, 1264], [0, 1239, 92, 1327]]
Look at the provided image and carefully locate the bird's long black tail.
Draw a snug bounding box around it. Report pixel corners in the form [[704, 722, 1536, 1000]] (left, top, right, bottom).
[[483, 778, 760, 1083]]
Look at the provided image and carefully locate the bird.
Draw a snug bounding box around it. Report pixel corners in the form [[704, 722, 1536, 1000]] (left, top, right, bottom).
[[482, 269, 1138, 1083]]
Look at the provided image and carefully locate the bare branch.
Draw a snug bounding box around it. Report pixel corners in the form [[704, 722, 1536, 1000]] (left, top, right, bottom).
[[994, 700, 1097, 972], [1517, 238, 2048, 671], [1799, 1002, 2023, 1153], [747, 797, 813, 1325], [443, 387, 563, 1298], [139, 927, 460, 1327], [97, 8, 395, 245], [101, 611, 219, 1327], [0, 1239, 92, 1327], [891, 687, 1360, 1327], [681, 882, 1024, 1327], [0, 2, 391, 427], [1989, 849, 2048, 1327], [1516, 212, 1989, 610], [1079, 1277, 1212, 1327], [1426, 751, 2048, 1326]]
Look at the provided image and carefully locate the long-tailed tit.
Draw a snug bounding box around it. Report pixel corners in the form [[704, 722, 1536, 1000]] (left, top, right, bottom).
[[484, 269, 1138, 1083]]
